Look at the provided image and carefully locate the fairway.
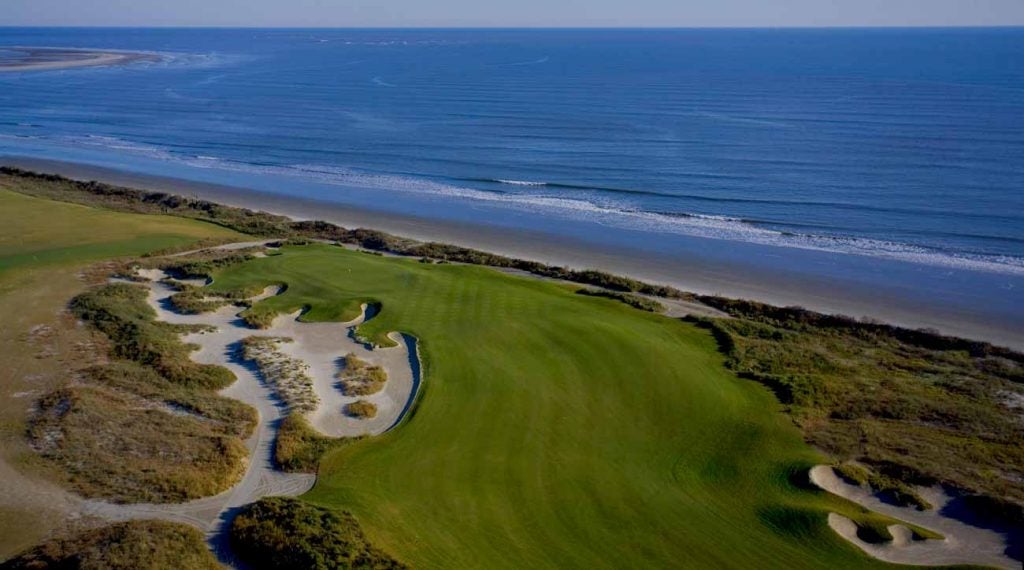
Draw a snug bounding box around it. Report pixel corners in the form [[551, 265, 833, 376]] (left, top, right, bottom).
[[209, 244, 893, 569], [0, 188, 242, 275]]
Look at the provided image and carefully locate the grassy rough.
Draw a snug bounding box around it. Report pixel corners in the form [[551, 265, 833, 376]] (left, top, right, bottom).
[[275, 414, 353, 473], [29, 385, 248, 504], [28, 282, 255, 503], [834, 463, 932, 511], [230, 498, 405, 570], [69, 283, 235, 390], [690, 301, 1024, 511], [0, 520, 224, 570], [337, 354, 387, 396]]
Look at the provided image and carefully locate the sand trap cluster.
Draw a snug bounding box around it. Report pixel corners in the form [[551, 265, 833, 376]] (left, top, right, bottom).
[[142, 269, 418, 437], [809, 465, 1017, 569], [82, 266, 420, 550]]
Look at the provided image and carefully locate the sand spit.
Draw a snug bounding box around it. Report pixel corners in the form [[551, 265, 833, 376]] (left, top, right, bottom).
[[809, 465, 1018, 569], [83, 265, 420, 564], [0, 47, 161, 72]]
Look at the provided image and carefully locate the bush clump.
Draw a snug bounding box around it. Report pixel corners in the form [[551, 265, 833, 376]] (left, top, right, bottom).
[[275, 414, 353, 473], [1, 520, 223, 570], [230, 497, 405, 570], [344, 400, 378, 419], [337, 354, 388, 396]]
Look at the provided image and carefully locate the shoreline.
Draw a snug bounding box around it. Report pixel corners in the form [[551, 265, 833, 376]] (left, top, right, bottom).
[[0, 47, 160, 72], [4, 155, 1023, 350]]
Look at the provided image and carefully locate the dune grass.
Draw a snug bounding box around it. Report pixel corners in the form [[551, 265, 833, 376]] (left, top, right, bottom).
[[693, 307, 1024, 512], [0, 520, 223, 570], [0, 188, 243, 555], [230, 497, 404, 570], [206, 243, 909, 569], [337, 354, 388, 397]]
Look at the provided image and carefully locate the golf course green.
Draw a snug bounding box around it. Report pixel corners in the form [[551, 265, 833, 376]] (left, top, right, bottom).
[[207, 243, 901, 569]]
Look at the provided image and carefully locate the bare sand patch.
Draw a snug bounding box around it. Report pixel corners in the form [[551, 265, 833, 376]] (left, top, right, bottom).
[[810, 465, 1017, 569], [0, 47, 161, 72]]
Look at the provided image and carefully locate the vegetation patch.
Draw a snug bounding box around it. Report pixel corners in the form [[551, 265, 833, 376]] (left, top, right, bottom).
[[275, 414, 354, 473], [337, 354, 388, 396], [0, 520, 223, 570], [240, 305, 281, 329], [241, 336, 319, 413], [344, 400, 378, 419], [69, 283, 235, 390], [576, 288, 665, 312], [29, 384, 248, 504], [834, 463, 931, 510], [230, 497, 405, 570], [166, 282, 231, 314], [690, 299, 1024, 512], [26, 282, 254, 503]]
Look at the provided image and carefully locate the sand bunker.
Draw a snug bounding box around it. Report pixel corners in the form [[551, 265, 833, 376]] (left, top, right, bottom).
[[83, 267, 421, 564], [809, 465, 1018, 569], [140, 273, 418, 438]]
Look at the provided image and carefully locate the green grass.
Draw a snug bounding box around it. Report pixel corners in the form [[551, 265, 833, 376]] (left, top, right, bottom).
[[206, 243, 907, 569], [0, 188, 242, 276]]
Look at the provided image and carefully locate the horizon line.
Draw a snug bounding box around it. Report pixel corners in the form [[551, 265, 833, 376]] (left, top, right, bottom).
[[2, 24, 1023, 30]]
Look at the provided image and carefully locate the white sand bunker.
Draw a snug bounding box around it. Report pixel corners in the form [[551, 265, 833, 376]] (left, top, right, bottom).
[[146, 270, 418, 438], [82, 270, 421, 540], [810, 465, 1018, 569]]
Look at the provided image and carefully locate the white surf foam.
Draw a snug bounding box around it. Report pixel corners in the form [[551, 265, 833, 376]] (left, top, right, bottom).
[[7, 134, 1023, 277]]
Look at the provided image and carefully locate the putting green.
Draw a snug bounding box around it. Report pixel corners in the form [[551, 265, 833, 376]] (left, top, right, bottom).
[[210, 244, 897, 569]]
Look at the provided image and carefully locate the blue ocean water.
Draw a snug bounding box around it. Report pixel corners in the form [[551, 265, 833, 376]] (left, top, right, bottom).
[[1, 29, 1023, 300]]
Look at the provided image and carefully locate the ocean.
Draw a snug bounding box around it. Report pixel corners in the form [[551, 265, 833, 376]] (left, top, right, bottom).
[[1, 28, 1023, 338]]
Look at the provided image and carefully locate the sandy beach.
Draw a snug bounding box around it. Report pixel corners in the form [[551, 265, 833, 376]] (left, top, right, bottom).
[[3, 156, 1022, 350], [0, 47, 160, 72]]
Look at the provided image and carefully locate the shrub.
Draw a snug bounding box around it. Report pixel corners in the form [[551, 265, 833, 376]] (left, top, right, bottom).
[[275, 414, 353, 473], [344, 400, 378, 419], [337, 354, 388, 396], [230, 497, 405, 570], [34, 282, 255, 503], [1, 520, 223, 570]]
